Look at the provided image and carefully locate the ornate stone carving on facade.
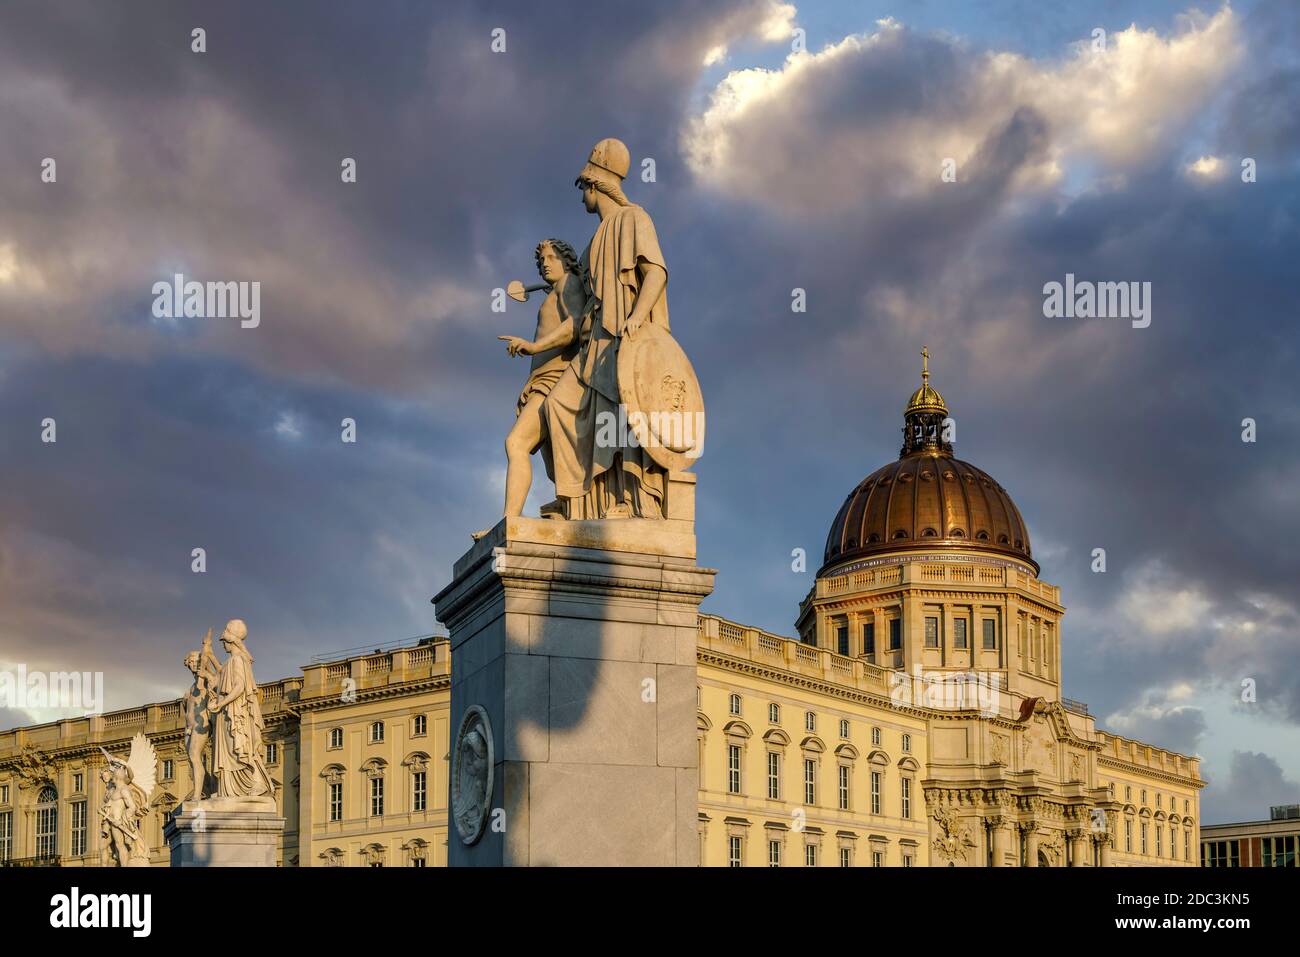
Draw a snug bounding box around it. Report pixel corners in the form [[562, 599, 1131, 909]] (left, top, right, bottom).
[[402, 752, 430, 773], [990, 733, 1008, 766], [402, 837, 429, 866], [1038, 829, 1064, 866], [931, 803, 976, 864], [13, 744, 55, 790], [451, 704, 494, 846], [319, 847, 344, 867], [1069, 752, 1082, 781]]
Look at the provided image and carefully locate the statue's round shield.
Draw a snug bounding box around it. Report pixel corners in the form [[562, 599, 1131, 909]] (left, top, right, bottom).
[[617, 322, 706, 472]]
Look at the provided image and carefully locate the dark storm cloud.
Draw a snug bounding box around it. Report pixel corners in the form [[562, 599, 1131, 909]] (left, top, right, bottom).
[[0, 0, 798, 713], [1201, 750, 1300, 823]]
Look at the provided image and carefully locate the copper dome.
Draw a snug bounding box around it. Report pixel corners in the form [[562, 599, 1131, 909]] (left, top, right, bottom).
[[820, 348, 1035, 574]]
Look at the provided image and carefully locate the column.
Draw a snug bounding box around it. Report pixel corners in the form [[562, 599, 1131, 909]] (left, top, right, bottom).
[[1022, 824, 1039, 867], [1068, 828, 1089, 866], [988, 815, 1007, 866]]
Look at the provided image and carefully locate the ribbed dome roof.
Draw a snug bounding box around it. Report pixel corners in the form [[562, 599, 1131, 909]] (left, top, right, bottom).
[[822, 455, 1034, 572], [820, 347, 1035, 574]]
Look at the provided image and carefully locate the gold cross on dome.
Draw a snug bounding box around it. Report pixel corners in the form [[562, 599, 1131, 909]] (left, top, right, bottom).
[[921, 346, 930, 385]]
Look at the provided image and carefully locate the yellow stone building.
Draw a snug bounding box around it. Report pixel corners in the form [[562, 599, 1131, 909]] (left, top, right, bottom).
[[0, 360, 1203, 866]]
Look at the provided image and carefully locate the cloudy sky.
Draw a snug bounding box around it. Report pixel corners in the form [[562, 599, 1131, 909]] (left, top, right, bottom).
[[1, 0, 1296, 824]]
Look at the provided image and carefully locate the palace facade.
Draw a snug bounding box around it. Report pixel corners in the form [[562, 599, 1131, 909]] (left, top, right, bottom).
[[0, 361, 1203, 866]]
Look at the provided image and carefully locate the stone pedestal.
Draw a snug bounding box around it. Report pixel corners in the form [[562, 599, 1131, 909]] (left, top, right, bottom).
[[164, 797, 284, 867], [433, 476, 714, 866]]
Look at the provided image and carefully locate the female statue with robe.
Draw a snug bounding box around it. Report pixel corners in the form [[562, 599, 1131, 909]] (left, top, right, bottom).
[[209, 619, 276, 800]]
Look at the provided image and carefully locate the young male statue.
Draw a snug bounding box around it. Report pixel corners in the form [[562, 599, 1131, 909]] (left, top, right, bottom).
[[496, 239, 586, 518]]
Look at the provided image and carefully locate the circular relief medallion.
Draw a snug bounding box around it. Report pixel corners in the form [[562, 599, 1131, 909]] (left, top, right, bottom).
[[451, 704, 494, 846]]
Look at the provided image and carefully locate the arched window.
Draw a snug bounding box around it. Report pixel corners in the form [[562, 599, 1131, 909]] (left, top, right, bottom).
[[403, 837, 429, 868], [36, 786, 58, 860]]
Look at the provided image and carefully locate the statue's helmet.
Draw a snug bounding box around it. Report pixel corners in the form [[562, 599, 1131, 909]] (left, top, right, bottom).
[[577, 137, 630, 191], [223, 619, 248, 642]]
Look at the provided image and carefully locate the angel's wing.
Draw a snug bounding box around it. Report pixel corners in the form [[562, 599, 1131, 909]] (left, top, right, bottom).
[[125, 732, 157, 802]]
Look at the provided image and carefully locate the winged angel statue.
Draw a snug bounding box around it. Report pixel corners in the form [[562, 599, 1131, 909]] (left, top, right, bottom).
[[98, 732, 158, 867]]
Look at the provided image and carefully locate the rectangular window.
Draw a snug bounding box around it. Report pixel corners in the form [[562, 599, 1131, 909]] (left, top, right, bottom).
[[902, 853, 914, 867], [413, 771, 427, 813], [871, 771, 881, 815], [413, 714, 427, 736], [863, 622, 875, 655], [329, 728, 343, 750], [329, 782, 343, 822], [264, 745, 277, 767], [954, 618, 968, 649], [768, 703, 780, 724], [1262, 835, 1297, 867], [924, 616, 939, 648], [837, 626, 849, 656], [838, 765, 850, 811], [1184, 830, 1190, 862], [889, 618, 901, 651], [728, 835, 743, 868], [805, 711, 816, 732], [370, 722, 384, 743], [805, 844, 817, 867], [71, 800, 87, 857], [728, 745, 742, 794], [804, 759, 816, 806], [0, 785, 7, 804], [1155, 827, 1162, 857], [73, 773, 83, 793], [982, 619, 997, 649], [840, 847, 852, 868], [901, 777, 911, 819], [1141, 823, 1148, 855], [767, 752, 780, 800], [1125, 819, 1132, 853], [768, 840, 781, 867], [0, 811, 10, 862], [872, 850, 883, 867], [370, 777, 384, 817]]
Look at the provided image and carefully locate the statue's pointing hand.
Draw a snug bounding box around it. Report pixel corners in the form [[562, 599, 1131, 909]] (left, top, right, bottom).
[[498, 335, 535, 357]]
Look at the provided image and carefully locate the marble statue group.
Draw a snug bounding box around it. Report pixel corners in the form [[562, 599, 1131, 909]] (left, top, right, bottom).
[[495, 137, 705, 524], [104, 619, 274, 866], [182, 619, 276, 804]]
